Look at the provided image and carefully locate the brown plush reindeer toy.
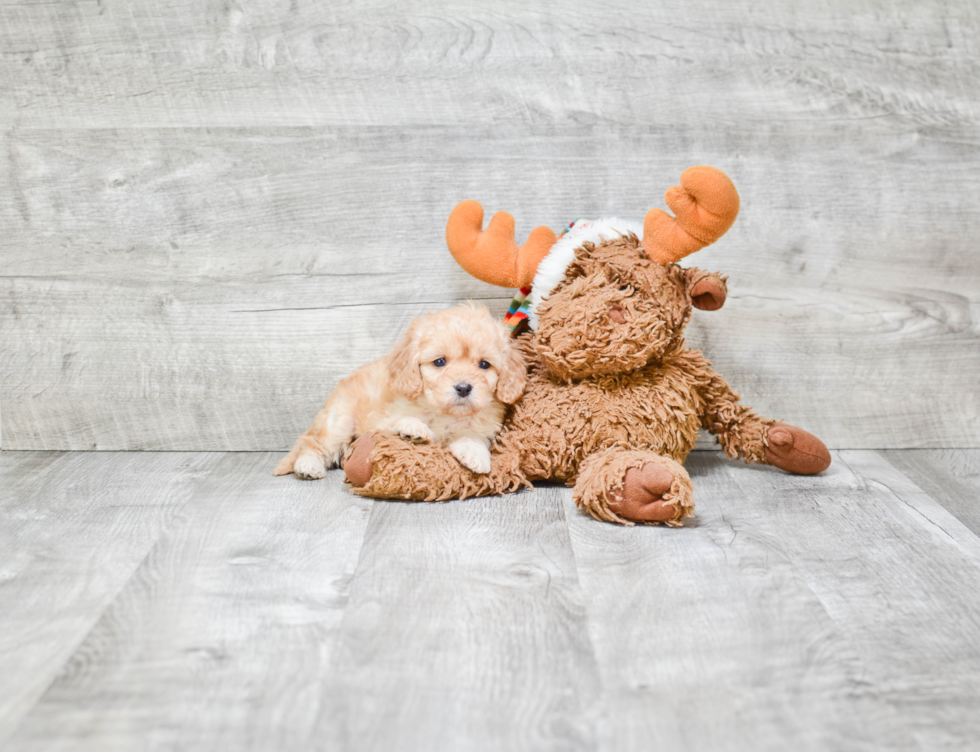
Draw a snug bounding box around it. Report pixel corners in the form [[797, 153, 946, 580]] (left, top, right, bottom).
[[344, 166, 831, 525]]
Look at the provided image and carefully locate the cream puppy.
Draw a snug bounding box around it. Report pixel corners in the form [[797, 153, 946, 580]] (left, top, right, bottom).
[[275, 304, 525, 480]]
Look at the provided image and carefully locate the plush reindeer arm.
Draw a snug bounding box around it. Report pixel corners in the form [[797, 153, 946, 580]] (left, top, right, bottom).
[[698, 367, 773, 464], [698, 367, 831, 474], [344, 431, 529, 501]]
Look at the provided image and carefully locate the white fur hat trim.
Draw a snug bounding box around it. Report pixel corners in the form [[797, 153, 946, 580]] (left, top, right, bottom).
[[527, 217, 642, 330]]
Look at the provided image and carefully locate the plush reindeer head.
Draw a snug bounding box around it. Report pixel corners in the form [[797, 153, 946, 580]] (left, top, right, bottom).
[[446, 166, 739, 381]]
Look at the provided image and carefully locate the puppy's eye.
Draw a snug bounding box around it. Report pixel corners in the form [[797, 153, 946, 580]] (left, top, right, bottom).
[[478, 360, 491, 370], [433, 357, 447, 367], [619, 284, 631, 292]]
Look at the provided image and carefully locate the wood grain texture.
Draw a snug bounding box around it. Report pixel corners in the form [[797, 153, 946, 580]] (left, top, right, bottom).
[[800, 451, 980, 749], [2, 450, 980, 749], [2, 125, 979, 450], [5, 454, 374, 752], [564, 453, 907, 751], [1, 1, 977, 129], [313, 485, 602, 752], [0, 450, 222, 747], [881, 449, 980, 536], [2, 1, 979, 450], [565, 451, 980, 750]]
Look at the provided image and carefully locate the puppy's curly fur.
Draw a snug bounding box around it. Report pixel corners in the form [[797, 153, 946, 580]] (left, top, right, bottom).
[[274, 303, 525, 480]]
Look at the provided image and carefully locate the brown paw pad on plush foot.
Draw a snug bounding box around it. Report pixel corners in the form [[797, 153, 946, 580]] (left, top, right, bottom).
[[344, 433, 377, 487], [765, 423, 831, 475], [606, 462, 682, 523]]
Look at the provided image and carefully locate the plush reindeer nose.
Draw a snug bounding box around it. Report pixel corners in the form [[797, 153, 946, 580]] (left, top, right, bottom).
[[454, 382, 473, 398], [608, 305, 628, 324]]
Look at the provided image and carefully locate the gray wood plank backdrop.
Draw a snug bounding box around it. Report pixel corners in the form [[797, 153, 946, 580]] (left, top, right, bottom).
[[2, 0, 978, 450]]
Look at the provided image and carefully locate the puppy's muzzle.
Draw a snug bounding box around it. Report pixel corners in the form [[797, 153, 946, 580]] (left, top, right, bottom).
[[454, 382, 473, 398]]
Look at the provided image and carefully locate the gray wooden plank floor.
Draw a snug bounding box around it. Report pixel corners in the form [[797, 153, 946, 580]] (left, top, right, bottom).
[[2, 449, 980, 751]]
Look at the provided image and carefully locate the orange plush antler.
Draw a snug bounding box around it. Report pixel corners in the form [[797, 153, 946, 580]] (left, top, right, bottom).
[[643, 166, 740, 265], [446, 201, 557, 288]]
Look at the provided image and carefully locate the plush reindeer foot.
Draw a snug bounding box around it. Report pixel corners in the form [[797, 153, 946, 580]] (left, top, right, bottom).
[[344, 433, 376, 487], [575, 450, 694, 526], [765, 423, 831, 475], [609, 463, 681, 523]]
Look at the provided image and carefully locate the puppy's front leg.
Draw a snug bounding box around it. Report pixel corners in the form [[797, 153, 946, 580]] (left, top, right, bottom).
[[449, 437, 492, 474], [392, 417, 435, 443], [276, 434, 328, 479], [293, 451, 327, 480]]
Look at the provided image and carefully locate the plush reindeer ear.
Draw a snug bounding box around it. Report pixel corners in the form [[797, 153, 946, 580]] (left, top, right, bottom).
[[685, 268, 728, 311], [494, 343, 526, 405], [387, 322, 424, 399]]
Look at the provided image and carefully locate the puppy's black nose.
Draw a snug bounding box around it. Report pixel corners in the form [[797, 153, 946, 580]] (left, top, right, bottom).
[[454, 383, 473, 398]]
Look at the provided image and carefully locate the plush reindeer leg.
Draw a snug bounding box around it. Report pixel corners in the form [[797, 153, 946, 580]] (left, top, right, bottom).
[[700, 369, 831, 475], [573, 449, 694, 526], [344, 431, 528, 501]]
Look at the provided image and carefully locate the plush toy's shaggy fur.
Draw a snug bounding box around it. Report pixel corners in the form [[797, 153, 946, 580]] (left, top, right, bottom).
[[341, 166, 831, 525], [343, 232, 830, 525]]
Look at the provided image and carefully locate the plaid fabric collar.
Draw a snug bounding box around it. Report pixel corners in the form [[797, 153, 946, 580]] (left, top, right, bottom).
[[502, 286, 532, 337]]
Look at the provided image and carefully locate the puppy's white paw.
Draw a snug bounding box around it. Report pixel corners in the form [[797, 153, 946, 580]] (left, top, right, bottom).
[[393, 417, 435, 443], [449, 438, 492, 474], [293, 452, 326, 480]]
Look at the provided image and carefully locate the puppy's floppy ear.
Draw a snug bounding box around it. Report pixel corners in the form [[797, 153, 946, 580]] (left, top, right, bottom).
[[494, 342, 526, 405], [387, 322, 424, 400], [684, 267, 728, 311]]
